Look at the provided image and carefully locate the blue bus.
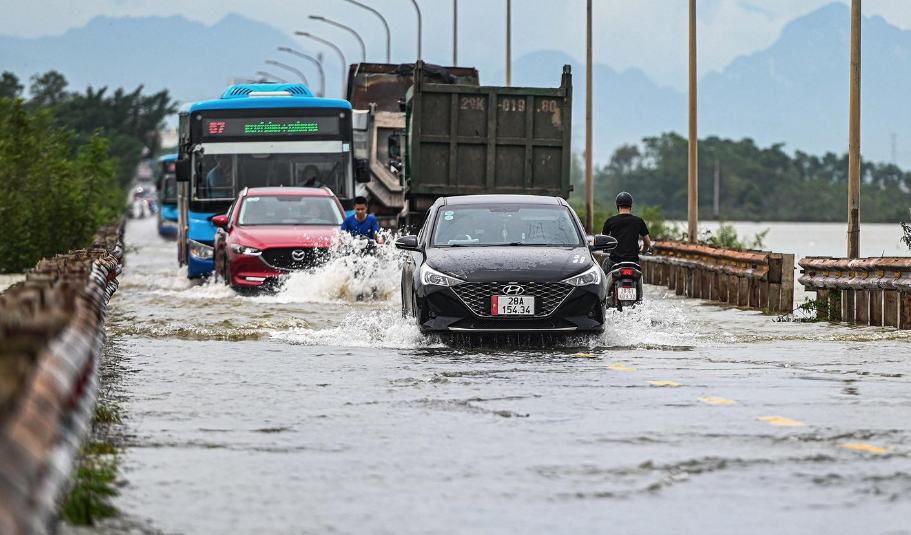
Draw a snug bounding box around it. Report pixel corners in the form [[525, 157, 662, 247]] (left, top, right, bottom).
[[174, 84, 366, 278], [156, 154, 179, 237]]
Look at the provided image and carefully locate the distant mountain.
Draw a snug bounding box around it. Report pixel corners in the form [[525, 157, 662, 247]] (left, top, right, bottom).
[[507, 3, 911, 167], [700, 2, 911, 169], [0, 14, 311, 105], [1, 4, 909, 168]]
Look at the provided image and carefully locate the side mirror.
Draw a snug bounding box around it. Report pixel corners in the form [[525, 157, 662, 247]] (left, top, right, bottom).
[[590, 234, 618, 252], [354, 158, 371, 183], [175, 156, 192, 182], [212, 215, 229, 229], [395, 235, 419, 251]]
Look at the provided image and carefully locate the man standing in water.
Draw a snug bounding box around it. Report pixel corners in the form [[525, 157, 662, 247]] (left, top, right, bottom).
[[340, 196, 385, 244]]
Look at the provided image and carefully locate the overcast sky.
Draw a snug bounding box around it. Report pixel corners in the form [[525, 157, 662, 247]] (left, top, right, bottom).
[[4, 0, 910, 90]]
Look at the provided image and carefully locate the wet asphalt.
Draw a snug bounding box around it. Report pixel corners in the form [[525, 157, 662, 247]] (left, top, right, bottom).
[[64, 217, 911, 535]]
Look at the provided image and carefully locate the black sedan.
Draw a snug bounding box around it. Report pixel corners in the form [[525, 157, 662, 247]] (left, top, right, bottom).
[[395, 195, 617, 334]]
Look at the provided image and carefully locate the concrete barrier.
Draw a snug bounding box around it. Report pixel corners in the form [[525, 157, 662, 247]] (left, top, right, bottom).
[[0, 221, 123, 535], [798, 256, 911, 328], [601, 241, 795, 314]]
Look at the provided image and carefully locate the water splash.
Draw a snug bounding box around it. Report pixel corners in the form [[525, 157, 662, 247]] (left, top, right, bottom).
[[271, 308, 446, 349], [266, 232, 405, 304]]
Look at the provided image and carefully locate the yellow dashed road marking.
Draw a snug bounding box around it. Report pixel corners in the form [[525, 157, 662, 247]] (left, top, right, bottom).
[[575, 353, 597, 358], [698, 396, 737, 405], [840, 443, 892, 454], [648, 381, 682, 387], [757, 416, 805, 427], [607, 364, 637, 372]]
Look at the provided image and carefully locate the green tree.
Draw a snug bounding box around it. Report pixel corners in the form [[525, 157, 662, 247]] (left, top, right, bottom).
[[0, 72, 23, 99], [0, 98, 122, 272]]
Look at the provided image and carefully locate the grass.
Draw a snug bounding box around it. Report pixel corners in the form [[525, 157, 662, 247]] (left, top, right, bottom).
[[94, 404, 121, 424], [61, 456, 119, 525], [63, 401, 123, 525]]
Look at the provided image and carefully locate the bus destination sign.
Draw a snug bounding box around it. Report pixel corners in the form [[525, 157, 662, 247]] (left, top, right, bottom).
[[202, 116, 340, 138]]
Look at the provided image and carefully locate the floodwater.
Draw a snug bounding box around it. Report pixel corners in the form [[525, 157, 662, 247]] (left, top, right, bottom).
[[67, 218, 911, 535]]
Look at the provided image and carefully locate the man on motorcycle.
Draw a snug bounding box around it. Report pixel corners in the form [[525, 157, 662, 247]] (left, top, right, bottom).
[[601, 192, 651, 301], [340, 196, 385, 244], [340, 196, 383, 301]]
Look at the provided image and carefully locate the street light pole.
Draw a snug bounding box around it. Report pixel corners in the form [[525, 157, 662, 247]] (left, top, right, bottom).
[[687, 0, 699, 243], [410, 0, 422, 60], [453, 0, 458, 65], [296, 31, 347, 97], [265, 60, 309, 86], [278, 47, 326, 98], [848, 0, 861, 260], [506, 0, 512, 86], [340, 0, 390, 63], [256, 71, 288, 84], [309, 15, 367, 63], [584, 0, 593, 233], [847, 0, 862, 323]]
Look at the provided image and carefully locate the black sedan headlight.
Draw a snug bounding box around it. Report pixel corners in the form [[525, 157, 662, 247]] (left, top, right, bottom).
[[420, 265, 464, 287], [561, 265, 603, 286]]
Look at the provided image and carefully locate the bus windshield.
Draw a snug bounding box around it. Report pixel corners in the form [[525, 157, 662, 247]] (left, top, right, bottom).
[[194, 152, 350, 201], [161, 175, 177, 204]]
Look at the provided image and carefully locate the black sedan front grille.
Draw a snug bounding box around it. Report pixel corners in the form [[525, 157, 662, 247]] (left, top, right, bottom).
[[450, 282, 574, 318], [259, 247, 329, 270]]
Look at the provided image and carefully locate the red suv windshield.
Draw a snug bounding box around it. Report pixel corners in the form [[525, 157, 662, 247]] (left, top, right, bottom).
[[237, 195, 343, 226]]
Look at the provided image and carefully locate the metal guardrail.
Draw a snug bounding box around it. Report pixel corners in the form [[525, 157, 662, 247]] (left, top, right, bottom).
[[0, 221, 124, 534], [798, 256, 911, 328], [631, 241, 795, 313]]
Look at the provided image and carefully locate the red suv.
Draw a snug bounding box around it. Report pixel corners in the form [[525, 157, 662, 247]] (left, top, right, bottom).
[[212, 187, 346, 289]]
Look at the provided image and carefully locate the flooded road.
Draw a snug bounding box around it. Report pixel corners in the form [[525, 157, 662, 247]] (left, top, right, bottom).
[[88, 218, 911, 534]]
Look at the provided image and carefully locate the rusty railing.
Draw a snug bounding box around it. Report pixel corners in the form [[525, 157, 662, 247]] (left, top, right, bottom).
[[798, 256, 911, 328], [628, 241, 795, 313], [0, 221, 124, 534]]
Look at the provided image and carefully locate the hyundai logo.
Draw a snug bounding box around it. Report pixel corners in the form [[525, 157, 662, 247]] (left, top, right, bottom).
[[501, 285, 525, 295], [291, 249, 307, 262]]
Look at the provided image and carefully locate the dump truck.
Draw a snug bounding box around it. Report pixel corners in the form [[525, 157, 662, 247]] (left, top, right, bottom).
[[347, 60, 573, 229]]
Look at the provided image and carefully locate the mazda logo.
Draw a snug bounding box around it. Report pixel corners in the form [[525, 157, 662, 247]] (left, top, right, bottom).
[[501, 285, 525, 295], [291, 249, 307, 262]]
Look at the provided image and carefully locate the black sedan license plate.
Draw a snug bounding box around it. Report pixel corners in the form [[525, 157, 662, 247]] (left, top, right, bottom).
[[492, 295, 535, 316]]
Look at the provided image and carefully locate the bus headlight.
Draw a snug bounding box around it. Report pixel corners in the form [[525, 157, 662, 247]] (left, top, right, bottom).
[[188, 240, 214, 260]]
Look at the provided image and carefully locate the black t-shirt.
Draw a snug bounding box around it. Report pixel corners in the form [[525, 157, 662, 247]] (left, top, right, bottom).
[[602, 213, 650, 263]]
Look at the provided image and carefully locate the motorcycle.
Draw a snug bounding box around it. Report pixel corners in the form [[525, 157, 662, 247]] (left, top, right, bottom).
[[606, 261, 643, 311], [345, 237, 378, 301]]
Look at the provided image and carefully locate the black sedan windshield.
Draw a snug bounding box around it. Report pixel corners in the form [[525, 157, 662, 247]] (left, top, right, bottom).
[[432, 204, 583, 247], [238, 195, 344, 226]]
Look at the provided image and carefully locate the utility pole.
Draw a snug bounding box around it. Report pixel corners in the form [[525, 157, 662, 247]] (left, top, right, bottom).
[[713, 154, 720, 218], [848, 0, 861, 260], [846, 0, 861, 323], [506, 0, 512, 86], [584, 0, 593, 233], [453, 0, 458, 65], [687, 0, 699, 243]]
